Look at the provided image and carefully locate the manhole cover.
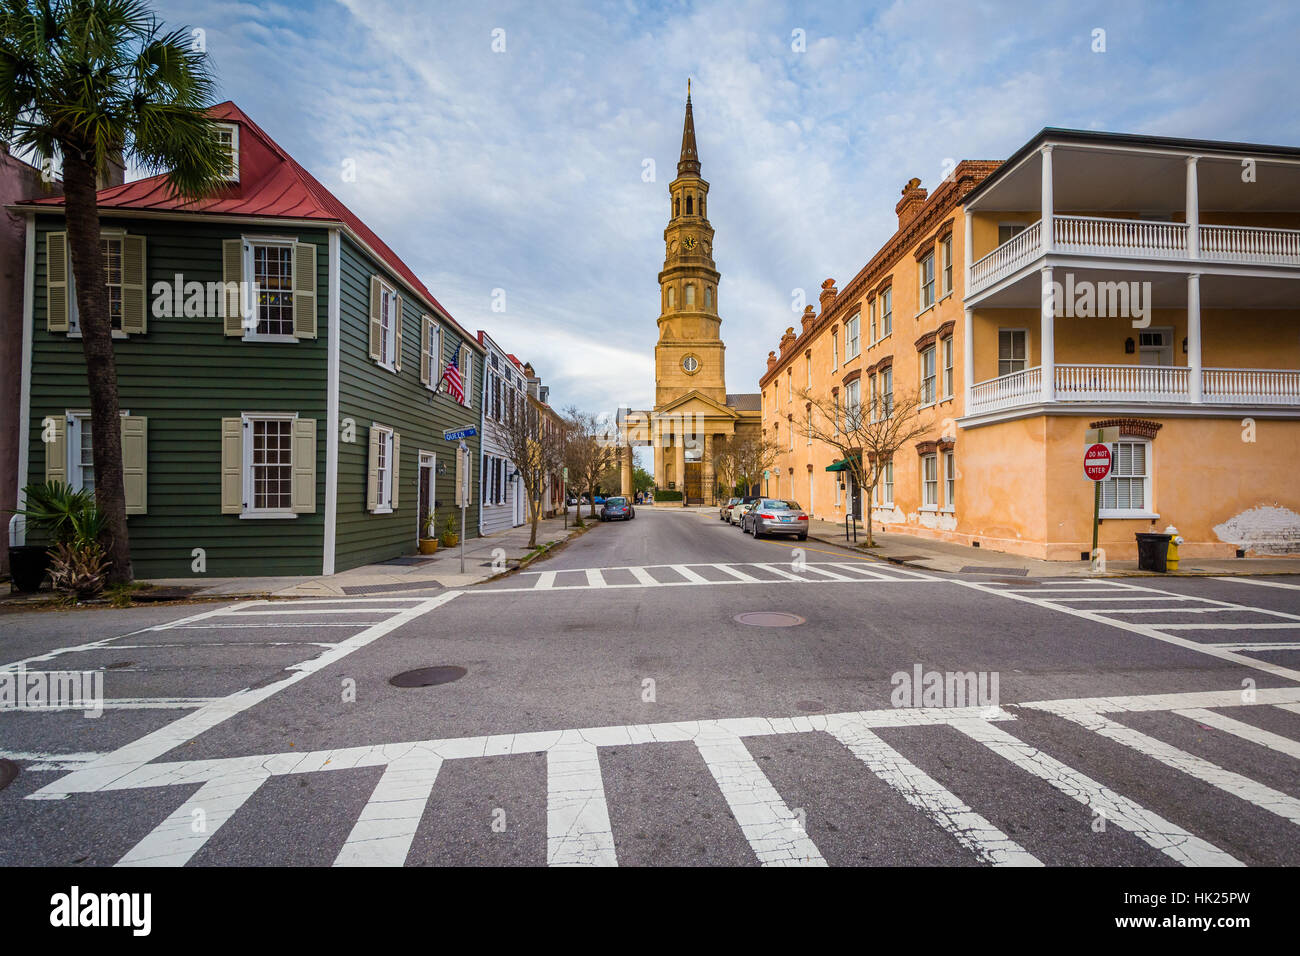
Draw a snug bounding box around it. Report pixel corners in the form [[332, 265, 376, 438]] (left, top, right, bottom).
[[734, 612, 805, 627], [0, 759, 18, 792], [389, 666, 467, 688]]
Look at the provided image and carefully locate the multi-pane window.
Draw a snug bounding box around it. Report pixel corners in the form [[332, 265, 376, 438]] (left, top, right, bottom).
[[881, 288, 893, 336], [215, 123, 239, 181], [866, 374, 877, 421], [846, 313, 861, 359], [922, 453, 938, 507], [1101, 441, 1150, 514], [942, 337, 954, 399], [70, 238, 125, 334], [845, 380, 861, 425], [998, 223, 1027, 245], [920, 346, 936, 405], [941, 236, 953, 296], [373, 426, 394, 511], [251, 418, 293, 512], [805, 354, 812, 389], [831, 331, 838, 369], [458, 344, 473, 406], [869, 299, 877, 344], [252, 243, 293, 336], [998, 329, 1027, 376], [425, 318, 441, 387], [377, 283, 400, 367], [67, 414, 95, 492], [919, 252, 935, 311], [943, 450, 955, 510], [881, 367, 893, 417], [874, 459, 894, 506]]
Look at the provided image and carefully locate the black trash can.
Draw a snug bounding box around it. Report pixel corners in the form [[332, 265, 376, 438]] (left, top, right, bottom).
[[8, 545, 51, 593], [1135, 532, 1173, 572]]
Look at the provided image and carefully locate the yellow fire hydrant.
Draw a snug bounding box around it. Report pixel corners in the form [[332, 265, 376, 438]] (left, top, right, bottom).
[[1164, 525, 1184, 571]]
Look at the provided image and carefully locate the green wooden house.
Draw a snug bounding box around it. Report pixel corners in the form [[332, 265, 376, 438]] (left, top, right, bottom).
[[14, 102, 484, 578]]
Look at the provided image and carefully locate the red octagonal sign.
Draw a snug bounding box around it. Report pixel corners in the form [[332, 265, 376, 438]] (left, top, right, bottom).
[[1084, 443, 1112, 481]]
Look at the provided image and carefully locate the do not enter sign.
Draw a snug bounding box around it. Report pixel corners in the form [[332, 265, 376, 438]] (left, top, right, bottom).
[[1084, 443, 1112, 481]]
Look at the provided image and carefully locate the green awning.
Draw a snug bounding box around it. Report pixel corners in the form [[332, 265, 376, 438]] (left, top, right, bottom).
[[825, 456, 859, 473]]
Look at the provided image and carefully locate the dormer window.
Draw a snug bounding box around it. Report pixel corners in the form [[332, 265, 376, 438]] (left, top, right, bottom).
[[215, 122, 240, 182]]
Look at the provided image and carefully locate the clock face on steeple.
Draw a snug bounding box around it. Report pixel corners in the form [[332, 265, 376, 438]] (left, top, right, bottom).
[[682, 236, 697, 251]]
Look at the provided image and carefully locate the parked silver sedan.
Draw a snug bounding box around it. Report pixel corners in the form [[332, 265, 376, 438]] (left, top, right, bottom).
[[741, 498, 809, 540]]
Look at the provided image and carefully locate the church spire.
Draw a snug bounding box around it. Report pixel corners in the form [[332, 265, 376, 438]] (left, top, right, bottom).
[[678, 79, 700, 176]]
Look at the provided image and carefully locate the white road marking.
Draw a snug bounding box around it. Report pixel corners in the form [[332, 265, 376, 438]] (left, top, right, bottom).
[[1019, 685, 1300, 716], [1277, 703, 1300, 717], [1217, 642, 1300, 651], [1174, 708, 1300, 760], [117, 769, 269, 867], [797, 565, 856, 582], [693, 727, 826, 866], [1156, 623, 1300, 630], [627, 566, 659, 586], [670, 565, 710, 584], [826, 714, 1041, 866], [534, 571, 557, 590], [32, 592, 461, 799], [1050, 596, 1192, 603], [1213, 577, 1300, 591], [335, 754, 444, 866], [949, 718, 1241, 867], [547, 736, 616, 867], [710, 563, 761, 583], [482, 562, 931, 593], [755, 563, 807, 581], [216, 607, 408, 616], [585, 569, 606, 588]]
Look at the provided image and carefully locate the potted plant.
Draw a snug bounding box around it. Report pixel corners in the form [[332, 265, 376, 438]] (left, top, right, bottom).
[[439, 514, 459, 549], [418, 511, 438, 555]]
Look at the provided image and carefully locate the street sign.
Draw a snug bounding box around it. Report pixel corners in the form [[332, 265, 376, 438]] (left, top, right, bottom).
[[1084, 443, 1112, 481], [443, 426, 477, 441]]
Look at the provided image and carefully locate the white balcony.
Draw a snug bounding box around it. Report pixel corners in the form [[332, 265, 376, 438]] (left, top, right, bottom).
[[968, 217, 1300, 297], [967, 364, 1300, 416]]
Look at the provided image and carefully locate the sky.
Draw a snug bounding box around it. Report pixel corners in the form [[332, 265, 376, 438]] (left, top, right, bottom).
[[146, 0, 1299, 442]]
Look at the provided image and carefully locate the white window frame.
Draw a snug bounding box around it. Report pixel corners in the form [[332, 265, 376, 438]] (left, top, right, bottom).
[[998, 328, 1028, 377], [845, 379, 861, 427], [243, 238, 298, 343], [942, 449, 955, 513], [377, 279, 399, 370], [67, 232, 130, 339], [426, 317, 442, 391], [920, 345, 936, 406], [66, 411, 95, 493], [831, 329, 838, 370], [372, 423, 395, 514], [845, 313, 861, 360], [942, 336, 954, 399], [881, 288, 893, 337], [880, 367, 893, 418], [874, 459, 894, 507], [241, 412, 299, 519], [456, 343, 474, 407], [941, 236, 953, 297], [215, 122, 240, 182], [918, 251, 935, 313], [1100, 440, 1155, 519], [921, 452, 938, 509]]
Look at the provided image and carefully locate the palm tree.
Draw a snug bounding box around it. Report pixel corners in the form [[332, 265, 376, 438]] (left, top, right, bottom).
[[0, 0, 228, 583]]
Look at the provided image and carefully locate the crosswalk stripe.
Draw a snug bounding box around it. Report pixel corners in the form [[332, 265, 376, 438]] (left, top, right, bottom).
[[1212, 577, 1300, 591], [1051, 710, 1300, 827], [693, 728, 826, 867], [757, 563, 806, 581], [1155, 623, 1300, 630], [949, 718, 1241, 867], [585, 569, 606, 588], [1054, 596, 1191, 603], [534, 571, 557, 590], [670, 565, 710, 584], [1218, 642, 1300, 651], [796, 565, 856, 582], [627, 566, 659, 586], [335, 755, 443, 866], [547, 737, 617, 866], [829, 562, 897, 581], [827, 716, 1041, 866], [1276, 703, 1300, 717], [117, 770, 269, 867], [711, 564, 761, 583], [1174, 708, 1300, 761]]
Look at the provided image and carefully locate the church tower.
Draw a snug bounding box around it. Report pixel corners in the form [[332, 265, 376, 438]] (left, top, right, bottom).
[[655, 84, 727, 407]]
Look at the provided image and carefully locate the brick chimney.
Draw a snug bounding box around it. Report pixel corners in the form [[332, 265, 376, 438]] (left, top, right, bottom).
[[895, 177, 927, 228], [800, 304, 816, 332], [819, 278, 838, 313], [98, 149, 126, 190], [779, 326, 797, 354], [766, 350, 778, 372]]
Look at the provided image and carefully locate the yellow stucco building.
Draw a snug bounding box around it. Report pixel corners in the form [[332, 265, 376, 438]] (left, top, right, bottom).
[[620, 87, 760, 503]]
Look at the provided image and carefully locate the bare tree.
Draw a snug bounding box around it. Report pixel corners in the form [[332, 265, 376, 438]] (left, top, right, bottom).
[[563, 408, 618, 525], [798, 385, 934, 547], [497, 391, 565, 548], [713, 433, 782, 499]]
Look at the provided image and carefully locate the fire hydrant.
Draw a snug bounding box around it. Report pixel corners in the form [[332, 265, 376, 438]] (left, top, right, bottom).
[[1164, 525, 1184, 571]]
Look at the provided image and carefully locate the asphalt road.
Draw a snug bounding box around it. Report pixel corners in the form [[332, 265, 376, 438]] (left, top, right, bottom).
[[2, 506, 1299, 867]]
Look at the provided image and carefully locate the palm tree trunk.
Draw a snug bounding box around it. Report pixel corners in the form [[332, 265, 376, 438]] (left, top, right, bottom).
[[62, 150, 132, 585]]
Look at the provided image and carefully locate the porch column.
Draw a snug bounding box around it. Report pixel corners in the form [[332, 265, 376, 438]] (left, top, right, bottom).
[[1185, 156, 1200, 259], [702, 432, 715, 503], [963, 307, 975, 409], [674, 434, 685, 494], [1040, 145, 1054, 253], [1188, 272, 1203, 403], [963, 209, 974, 291], [654, 424, 666, 490], [1040, 267, 1055, 403], [620, 444, 633, 496]]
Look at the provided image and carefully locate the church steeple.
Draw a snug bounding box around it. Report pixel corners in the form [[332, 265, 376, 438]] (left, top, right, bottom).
[[678, 80, 700, 176]]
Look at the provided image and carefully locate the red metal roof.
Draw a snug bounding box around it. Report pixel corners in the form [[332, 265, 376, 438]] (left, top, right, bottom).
[[25, 101, 472, 342]]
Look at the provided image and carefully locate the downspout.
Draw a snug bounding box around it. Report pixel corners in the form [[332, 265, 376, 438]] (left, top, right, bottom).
[[10, 214, 35, 547], [322, 228, 341, 575]]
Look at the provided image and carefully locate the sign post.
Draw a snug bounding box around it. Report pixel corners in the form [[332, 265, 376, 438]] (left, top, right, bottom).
[[1083, 440, 1113, 565], [443, 426, 477, 575], [562, 467, 568, 530]]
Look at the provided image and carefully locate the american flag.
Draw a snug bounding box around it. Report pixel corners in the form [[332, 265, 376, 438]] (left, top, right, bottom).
[[442, 349, 464, 403]]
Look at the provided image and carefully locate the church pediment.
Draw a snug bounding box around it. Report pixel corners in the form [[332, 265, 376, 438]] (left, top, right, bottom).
[[654, 389, 740, 418]]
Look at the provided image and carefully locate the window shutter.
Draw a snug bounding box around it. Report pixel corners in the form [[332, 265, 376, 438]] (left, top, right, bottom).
[[368, 276, 382, 360], [391, 432, 400, 509], [46, 232, 69, 332], [454, 445, 464, 507], [120, 235, 147, 334], [222, 240, 245, 336], [366, 425, 380, 512], [291, 418, 316, 513], [221, 418, 243, 513], [292, 242, 317, 339], [393, 296, 403, 372], [120, 416, 148, 514], [44, 414, 67, 483], [459, 345, 471, 405], [420, 315, 431, 386]]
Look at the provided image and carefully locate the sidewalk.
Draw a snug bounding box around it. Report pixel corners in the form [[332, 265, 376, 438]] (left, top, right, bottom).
[[138, 512, 590, 599], [804, 517, 1300, 578]]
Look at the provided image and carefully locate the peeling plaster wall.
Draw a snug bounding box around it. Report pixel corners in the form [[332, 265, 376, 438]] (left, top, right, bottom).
[[1214, 505, 1300, 556]]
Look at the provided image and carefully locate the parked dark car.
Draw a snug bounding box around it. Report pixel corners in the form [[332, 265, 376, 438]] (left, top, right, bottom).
[[741, 498, 809, 540], [599, 496, 635, 521]]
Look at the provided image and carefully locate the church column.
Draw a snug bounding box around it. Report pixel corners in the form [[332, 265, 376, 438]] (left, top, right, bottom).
[[674, 434, 685, 498], [621, 444, 633, 497], [702, 432, 715, 504], [654, 423, 666, 491]]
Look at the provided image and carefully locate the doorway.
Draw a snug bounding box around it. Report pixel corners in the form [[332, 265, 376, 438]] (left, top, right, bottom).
[[1138, 328, 1174, 366], [417, 452, 436, 542]]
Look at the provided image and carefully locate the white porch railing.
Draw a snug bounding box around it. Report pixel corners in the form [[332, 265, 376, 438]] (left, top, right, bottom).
[[1053, 215, 1189, 258], [967, 364, 1300, 415], [1054, 364, 1190, 403], [968, 365, 1041, 412], [1203, 367, 1300, 405], [966, 216, 1300, 296], [969, 220, 1041, 292], [1200, 225, 1300, 265]]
